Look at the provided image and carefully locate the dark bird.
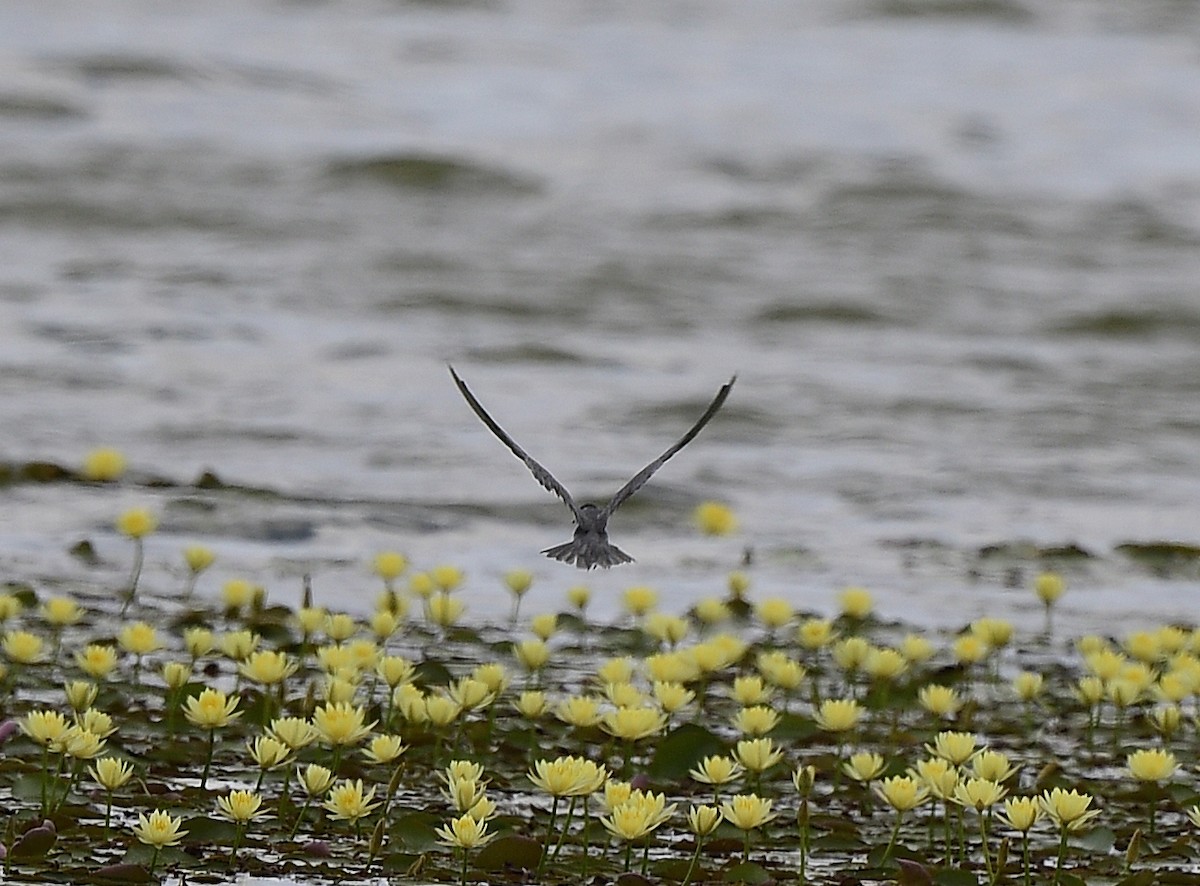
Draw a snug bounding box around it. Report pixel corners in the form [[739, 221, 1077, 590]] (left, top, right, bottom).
[[450, 366, 735, 570]]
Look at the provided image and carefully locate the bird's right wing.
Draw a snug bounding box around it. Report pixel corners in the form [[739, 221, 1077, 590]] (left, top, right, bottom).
[[602, 375, 735, 518], [449, 366, 584, 521]]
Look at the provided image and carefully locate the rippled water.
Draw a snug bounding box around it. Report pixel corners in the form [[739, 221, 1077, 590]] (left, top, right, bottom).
[[2, 0, 1200, 633]]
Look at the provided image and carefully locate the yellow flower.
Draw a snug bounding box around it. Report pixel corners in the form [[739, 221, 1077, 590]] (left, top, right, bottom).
[[643, 613, 689, 645], [363, 734, 407, 765], [952, 634, 988, 665], [1012, 671, 1044, 701], [238, 650, 297, 685], [514, 638, 550, 672], [161, 661, 191, 690], [119, 622, 161, 656], [444, 776, 486, 812], [424, 695, 462, 727], [918, 685, 961, 718], [1002, 796, 1043, 833], [970, 617, 1013, 649], [792, 765, 816, 796], [64, 727, 107, 760], [42, 596, 83, 627], [694, 501, 738, 536], [183, 545, 215, 574], [1074, 675, 1105, 706], [843, 751, 886, 783], [221, 579, 256, 610], [688, 804, 722, 836], [431, 564, 464, 592], [814, 698, 861, 733], [756, 652, 806, 691], [555, 694, 602, 728], [720, 794, 776, 830], [323, 779, 380, 823], [4, 630, 44, 664], [437, 813, 495, 849], [1187, 805, 1200, 829], [78, 708, 116, 737], [1150, 704, 1182, 738], [64, 680, 99, 712], [218, 789, 264, 823], [90, 756, 134, 791], [728, 571, 750, 598], [734, 705, 779, 736], [504, 569, 533, 596], [270, 716, 318, 750], [831, 637, 872, 672], [899, 633, 935, 662], [601, 791, 677, 841], [1039, 788, 1101, 832], [1084, 648, 1126, 680], [374, 551, 408, 582], [0, 593, 23, 622], [595, 657, 632, 686], [734, 737, 783, 773], [298, 763, 335, 797], [689, 754, 744, 786], [603, 681, 646, 708], [838, 586, 873, 619], [645, 651, 699, 683], [82, 447, 127, 481], [954, 777, 1007, 811], [21, 709, 70, 746], [652, 681, 694, 713], [971, 749, 1019, 783], [566, 584, 590, 610], [247, 735, 291, 770], [312, 702, 375, 747], [1034, 572, 1065, 605], [1127, 748, 1177, 783], [514, 690, 547, 719], [408, 572, 435, 599], [694, 597, 731, 625], [182, 627, 215, 658], [926, 731, 978, 766], [622, 585, 658, 617], [755, 598, 794, 630], [133, 809, 187, 848], [376, 655, 415, 688], [874, 775, 930, 812], [527, 756, 607, 798], [117, 507, 157, 539], [864, 648, 908, 681], [184, 688, 241, 729], [370, 609, 401, 639], [530, 613, 558, 641], [428, 592, 466, 627], [731, 675, 771, 706], [602, 706, 668, 742]]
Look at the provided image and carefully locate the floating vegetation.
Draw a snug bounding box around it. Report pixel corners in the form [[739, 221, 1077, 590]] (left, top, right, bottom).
[[4, 490, 1200, 885]]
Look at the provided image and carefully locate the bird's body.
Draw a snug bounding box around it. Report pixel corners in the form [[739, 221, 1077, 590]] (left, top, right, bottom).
[[450, 367, 734, 569]]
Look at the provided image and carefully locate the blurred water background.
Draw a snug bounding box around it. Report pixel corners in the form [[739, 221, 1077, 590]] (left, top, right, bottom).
[[2, 0, 1200, 634]]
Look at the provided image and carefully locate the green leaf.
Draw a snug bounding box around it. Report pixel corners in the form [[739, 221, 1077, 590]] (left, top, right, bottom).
[[932, 869, 982, 886], [10, 822, 56, 858], [391, 811, 441, 852], [475, 834, 542, 872], [722, 860, 772, 884], [1074, 826, 1115, 854], [647, 724, 726, 780]]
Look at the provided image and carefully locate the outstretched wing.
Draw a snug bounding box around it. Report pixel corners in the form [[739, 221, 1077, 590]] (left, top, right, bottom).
[[602, 376, 736, 518], [449, 366, 584, 521]]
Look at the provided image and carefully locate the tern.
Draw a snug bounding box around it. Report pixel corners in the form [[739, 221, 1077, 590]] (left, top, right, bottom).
[[450, 366, 735, 569]]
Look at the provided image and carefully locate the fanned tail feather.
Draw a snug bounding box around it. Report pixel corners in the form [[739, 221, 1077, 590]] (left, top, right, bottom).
[[542, 538, 634, 570]]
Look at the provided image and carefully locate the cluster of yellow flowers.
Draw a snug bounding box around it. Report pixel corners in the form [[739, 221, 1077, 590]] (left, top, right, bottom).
[[6, 500, 1200, 886]]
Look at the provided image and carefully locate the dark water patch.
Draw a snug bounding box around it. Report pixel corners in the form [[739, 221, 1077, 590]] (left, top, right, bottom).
[[63, 52, 194, 83], [867, 0, 1034, 22], [0, 92, 85, 120], [754, 300, 890, 326], [0, 196, 254, 234], [326, 153, 539, 194], [378, 290, 548, 319], [645, 206, 805, 232], [464, 343, 595, 365], [1049, 307, 1200, 339], [702, 154, 827, 185], [1115, 541, 1200, 579], [26, 321, 132, 354], [1079, 198, 1200, 248]]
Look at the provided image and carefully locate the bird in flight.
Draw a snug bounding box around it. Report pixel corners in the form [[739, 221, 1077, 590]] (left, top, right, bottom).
[[450, 366, 735, 570]]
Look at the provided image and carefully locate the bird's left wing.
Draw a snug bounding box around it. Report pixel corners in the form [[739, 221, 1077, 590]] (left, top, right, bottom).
[[602, 376, 735, 518], [449, 366, 585, 522]]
